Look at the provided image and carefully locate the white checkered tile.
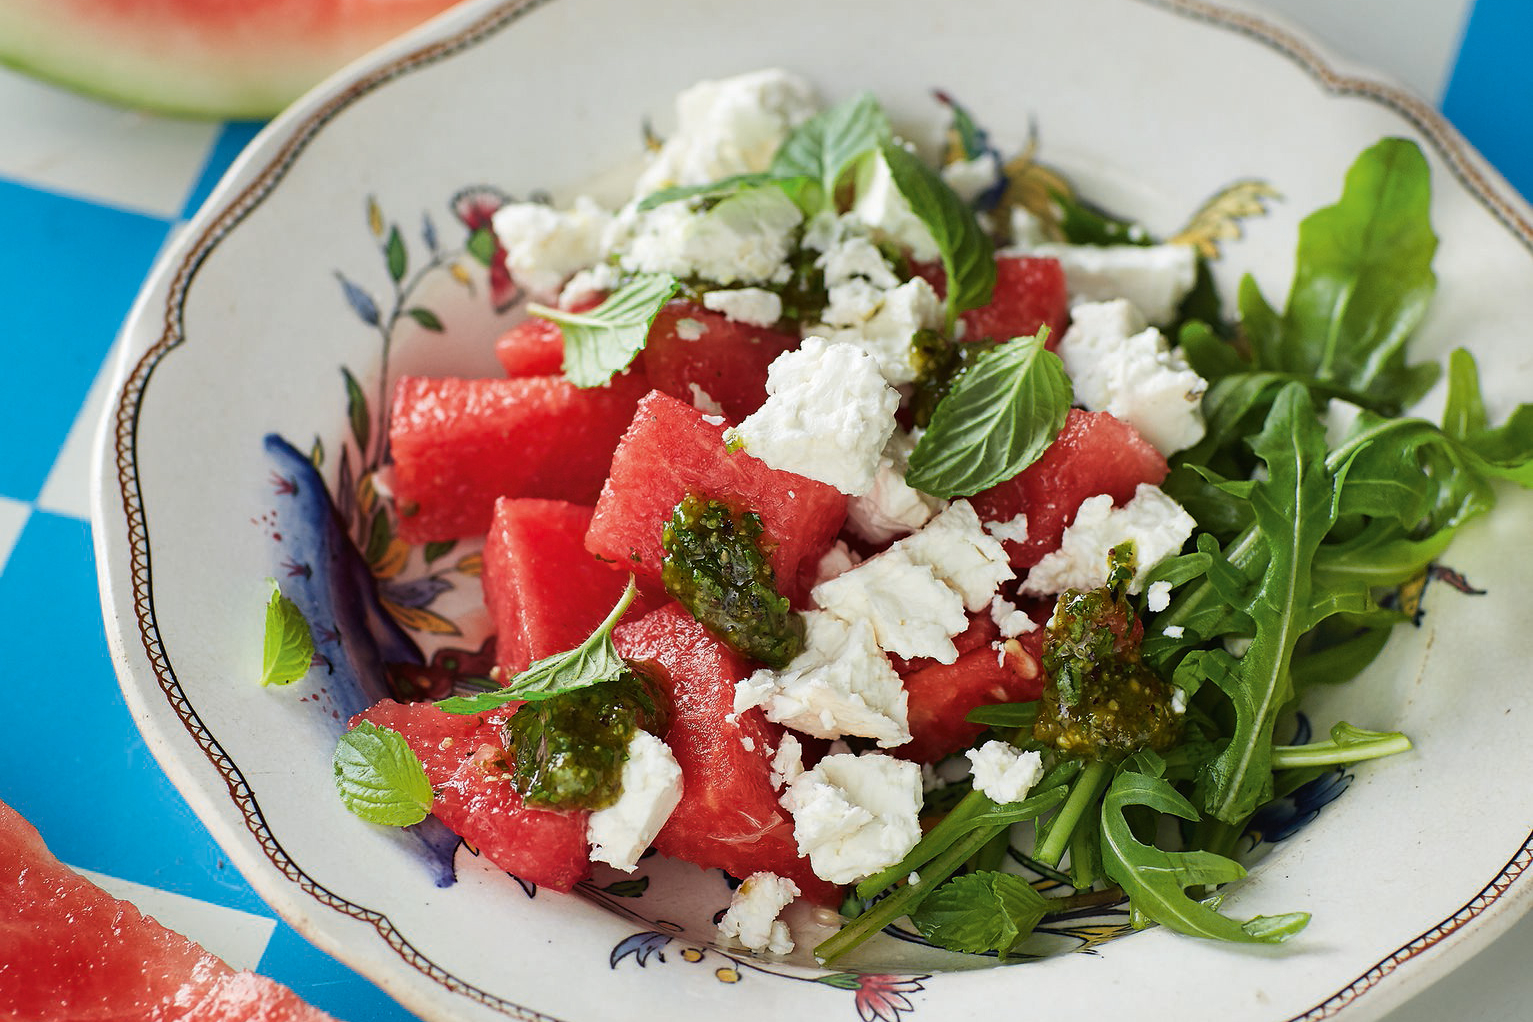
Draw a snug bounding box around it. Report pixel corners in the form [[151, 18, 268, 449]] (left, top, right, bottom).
[[0, 495, 29, 572], [39, 333, 128, 522]]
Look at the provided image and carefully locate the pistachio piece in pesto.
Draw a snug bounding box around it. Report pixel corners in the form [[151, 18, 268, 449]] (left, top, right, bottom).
[[1033, 544, 1181, 760], [660, 494, 805, 669]]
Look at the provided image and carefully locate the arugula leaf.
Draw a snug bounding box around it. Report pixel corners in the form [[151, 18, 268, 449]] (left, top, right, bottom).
[[1243, 138, 1440, 413], [906, 329, 1071, 498], [260, 580, 315, 687], [332, 721, 433, 826], [910, 871, 1050, 956], [436, 577, 638, 714], [1101, 761, 1309, 942], [636, 172, 783, 212], [770, 91, 892, 207], [528, 274, 679, 387], [878, 141, 996, 331]]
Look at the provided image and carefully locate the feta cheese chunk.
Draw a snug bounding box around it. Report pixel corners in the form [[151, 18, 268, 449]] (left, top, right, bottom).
[[610, 187, 803, 286], [744, 612, 910, 748], [940, 152, 1003, 206], [491, 196, 613, 303], [817, 276, 944, 387], [845, 429, 944, 544], [893, 500, 1014, 612], [1146, 580, 1172, 613], [702, 287, 783, 327], [725, 338, 899, 495], [717, 872, 800, 955], [770, 734, 805, 790], [1021, 484, 1196, 596], [810, 540, 862, 586], [1057, 299, 1207, 455], [989, 595, 1037, 637], [586, 731, 684, 872], [965, 741, 1045, 804], [780, 753, 923, 885], [849, 151, 940, 262], [1030, 242, 1198, 325], [634, 69, 818, 197], [811, 549, 967, 663]]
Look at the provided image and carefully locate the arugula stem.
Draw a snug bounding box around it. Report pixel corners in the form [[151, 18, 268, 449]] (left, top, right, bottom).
[[818, 824, 1002, 963], [1271, 732, 1411, 768], [1034, 759, 1112, 868]]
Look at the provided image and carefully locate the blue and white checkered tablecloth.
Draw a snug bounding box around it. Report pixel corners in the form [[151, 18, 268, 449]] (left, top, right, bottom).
[[0, 2, 1527, 1019]]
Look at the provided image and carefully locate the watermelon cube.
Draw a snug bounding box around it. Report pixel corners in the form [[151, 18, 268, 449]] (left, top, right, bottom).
[[482, 498, 662, 677], [388, 370, 649, 543], [493, 294, 605, 378], [896, 623, 1047, 764], [586, 390, 846, 601], [642, 302, 799, 423], [614, 603, 839, 903], [917, 255, 1069, 347], [971, 408, 1168, 569], [355, 700, 592, 892]]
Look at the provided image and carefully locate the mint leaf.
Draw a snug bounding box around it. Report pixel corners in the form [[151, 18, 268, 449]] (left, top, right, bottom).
[[636, 172, 788, 212], [436, 577, 638, 714], [1101, 760, 1309, 943], [879, 141, 996, 331], [906, 329, 1071, 498], [260, 580, 315, 687], [528, 274, 679, 387], [332, 721, 433, 826], [910, 871, 1050, 956], [771, 92, 892, 207]]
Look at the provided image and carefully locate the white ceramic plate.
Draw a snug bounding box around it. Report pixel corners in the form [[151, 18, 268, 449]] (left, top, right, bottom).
[[93, 1, 1533, 1019]]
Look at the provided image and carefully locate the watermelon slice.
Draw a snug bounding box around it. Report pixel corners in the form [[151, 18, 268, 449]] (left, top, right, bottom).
[[0, 797, 335, 1020], [0, 0, 461, 118]]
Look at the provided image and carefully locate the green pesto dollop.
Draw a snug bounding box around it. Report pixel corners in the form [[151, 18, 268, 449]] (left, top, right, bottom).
[[1032, 545, 1181, 760], [661, 494, 805, 669], [908, 329, 1001, 428], [502, 663, 669, 811]]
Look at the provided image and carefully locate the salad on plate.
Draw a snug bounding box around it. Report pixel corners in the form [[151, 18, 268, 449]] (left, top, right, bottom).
[[286, 68, 1533, 966]]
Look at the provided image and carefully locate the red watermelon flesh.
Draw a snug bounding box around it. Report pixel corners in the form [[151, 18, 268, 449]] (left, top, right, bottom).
[[971, 408, 1168, 570], [895, 626, 1048, 764], [642, 303, 800, 423], [0, 797, 335, 1021], [481, 497, 664, 677], [916, 255, 1070, 347], [355, 700, 592, 892], [388, 369, 650, 543], [614, 604, 839, 904], [493, 295, 604, 379], [586, 390, 846, 602]]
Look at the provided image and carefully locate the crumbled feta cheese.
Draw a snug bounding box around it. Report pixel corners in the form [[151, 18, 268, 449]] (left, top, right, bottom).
[[687, 383, 725, 417], [907, 871, 922, 886], [845, 430, 944, 544], [989, 595, 1037, 637], [771, 734, 805, 790], [634, 69, 818, 197], [1021, 484, 1196, 596], [740, 734, 756, 753], [746, 612, 910, 748], [780, 753, 923, 884], [491, 196, 613, 303], [733, 671, 777, 716], [983, 513, 1029, 546], [893, 500, 1015, 612], [1008, 206, 1048, 249], [717, 872, 800, 955], [964, 741, 1045, 804], [702, 287, 783, 327], [587, 731, 684, 872], [1163, 624, 1186, 639], [818, 234, 901, 292], [849, 151, 940, 262], [1146, 580, 1172, 613], [674, 317, 706, 341], [940, 152, 1002, 205], [816, 277, 944, 386], [811, 549, 967, 663], [1028, 242, 1198, 326], [725, 337, 899, 496], [1056, 299, 1206, 455], [558, 262, 621, 307], [810, 540, 862, 586], [609, 187, 802, 286], [1171, 688, 1189, 715]]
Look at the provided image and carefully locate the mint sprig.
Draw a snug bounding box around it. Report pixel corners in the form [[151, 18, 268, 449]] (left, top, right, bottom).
[[905, 328, 1071, 498], [332, 721, 433, 827], [770, 91, 892, 205], [436, 577, 638, 714], [910, 871, 1050, 957], [878, 141, 996, 332], [528, 274, 679, 387], [260, 579, 315, 687]]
